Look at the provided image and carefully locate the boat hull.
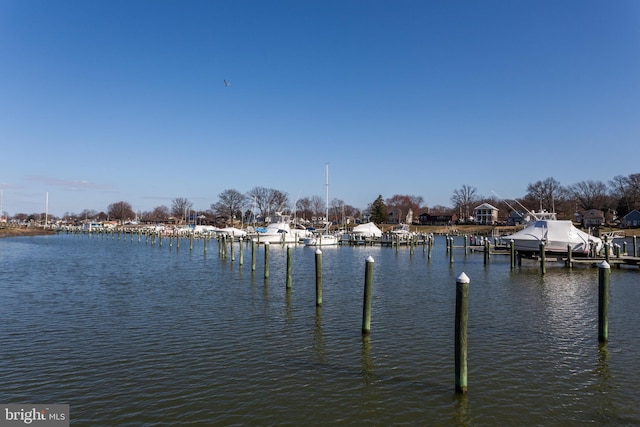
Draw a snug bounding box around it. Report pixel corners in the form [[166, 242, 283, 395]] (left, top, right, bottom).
[[303, 234, 339, 246]]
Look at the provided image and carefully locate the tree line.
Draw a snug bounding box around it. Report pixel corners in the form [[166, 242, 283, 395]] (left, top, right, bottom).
[[5, 173, 639, 225]]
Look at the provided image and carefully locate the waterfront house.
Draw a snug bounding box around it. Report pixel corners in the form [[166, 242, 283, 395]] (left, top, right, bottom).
[[507, 210, 526, 226], [582, 209, 605, 228], [622, 209, 640, 227], [474, 203, 499, 225], [418, 212, 458, 226]]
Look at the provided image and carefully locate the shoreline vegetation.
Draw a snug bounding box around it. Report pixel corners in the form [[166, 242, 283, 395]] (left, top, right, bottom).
[[1, 223, 632, 239], [0, 226, 56, 238]]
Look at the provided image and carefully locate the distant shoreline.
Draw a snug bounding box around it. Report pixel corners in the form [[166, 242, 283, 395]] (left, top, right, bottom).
[[0, 227, 56, 238]]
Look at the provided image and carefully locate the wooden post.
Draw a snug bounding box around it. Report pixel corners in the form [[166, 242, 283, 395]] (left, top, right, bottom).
[[566, 244, 572, 268], [428, 236, 432, 260], [315, 249, 322, 306], [362, 256, 375, 335], [455, 272, 470, 394], [230, 236, 235, 262], [598, 261, 610, 343], [464, 234, 468, 255], [286, 245, 293, 289], [238, 237, 244, 265], [510, 239, 515, 269], [264, 242, 270, 279], [251, 239, 256, 271], [604, 235, 610, 263], [449, 237, 454, 264], [483, 239, 489, 265], [633, 235, 637, 257], [539, 242, 546, 275]]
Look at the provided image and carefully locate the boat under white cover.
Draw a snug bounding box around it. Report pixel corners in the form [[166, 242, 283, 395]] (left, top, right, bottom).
[[303, 233, 339, 246], [502, 220, 602, 256], [253, 213, 311, 244]]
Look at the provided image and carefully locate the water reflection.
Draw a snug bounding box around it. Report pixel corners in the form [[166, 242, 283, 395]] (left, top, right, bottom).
[[361, 336, 374, 385], [452, 394, 471, 427], [313, 307, 326, 364]]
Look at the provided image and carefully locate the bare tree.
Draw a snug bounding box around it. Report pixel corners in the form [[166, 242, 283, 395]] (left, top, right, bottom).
[[295, 197, 313, 221], [526, 177, 564, 212], [569, 180, 608, 211], [451, 185, 477, 221], [329, 198, 344, 224], [212, 189, 247, 226], [385, 194, 423, 224], [147, 205, 170, 223], [108, 201, 135, 224], [246, 187, 289, 219], [310, 195, 324, 221], [171, 198, 193, 224]]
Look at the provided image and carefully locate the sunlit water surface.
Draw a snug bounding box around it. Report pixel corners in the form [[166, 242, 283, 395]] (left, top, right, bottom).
[[1, 234, 639, 426]]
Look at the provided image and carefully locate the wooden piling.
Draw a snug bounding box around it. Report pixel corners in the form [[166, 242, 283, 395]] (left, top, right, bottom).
[[286, 245, 293, 289], [315, 249, 323, 306], [455, 272, 470, 394], [264, 242, 270, 279], [239, 237, 244, 265], [362, 256, 375, 335], [539, 242, 546, 275], [598, 261, 610, 343], [566, 244, 572, 268], [449, 237, 454, 264], [510, 239, 515, 269], [483, 239, 489, 265], [634, 236, 637, 257], [251, 239, 256, 271]]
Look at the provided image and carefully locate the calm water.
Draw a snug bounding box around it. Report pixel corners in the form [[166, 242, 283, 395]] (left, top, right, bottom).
[[1, 234, 639, 426]]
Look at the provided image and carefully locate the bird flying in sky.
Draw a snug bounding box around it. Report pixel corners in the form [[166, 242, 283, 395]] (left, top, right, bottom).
[[224, 80, 230, 87]]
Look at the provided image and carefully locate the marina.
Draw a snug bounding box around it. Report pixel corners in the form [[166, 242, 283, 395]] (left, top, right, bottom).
[[1, 233, 640, 425]]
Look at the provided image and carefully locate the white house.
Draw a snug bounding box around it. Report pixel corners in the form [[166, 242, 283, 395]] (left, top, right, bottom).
[[474, 203, 499, 225]]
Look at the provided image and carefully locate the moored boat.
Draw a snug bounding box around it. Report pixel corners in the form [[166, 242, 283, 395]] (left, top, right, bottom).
[[501, 219, 602, 256]]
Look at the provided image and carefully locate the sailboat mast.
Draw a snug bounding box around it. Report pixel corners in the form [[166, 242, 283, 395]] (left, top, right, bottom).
[[325, 163, 329, 225]]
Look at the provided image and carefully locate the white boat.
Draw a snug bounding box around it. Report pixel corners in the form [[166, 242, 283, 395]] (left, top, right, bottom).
[[351, 222, 382, 238], [217, 227, 247, 239], [502, 219, 602, 256], [303, 233, 339, 246], [304, 163, 339, 246], [341, 222, 383, 244], [254, 212, 310, 244]]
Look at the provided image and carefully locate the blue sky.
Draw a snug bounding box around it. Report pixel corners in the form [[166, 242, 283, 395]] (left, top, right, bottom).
[[1, 0, 638, 217]]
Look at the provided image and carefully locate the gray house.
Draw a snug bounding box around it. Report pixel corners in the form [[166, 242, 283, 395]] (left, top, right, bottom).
[[622, 209, 640, 227]]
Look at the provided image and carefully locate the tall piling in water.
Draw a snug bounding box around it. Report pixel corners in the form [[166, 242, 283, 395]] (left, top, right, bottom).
[[264, 242, 270, 279], [286, 245, 293, 289], [361, 256, 375, 335], [455, 272, 470, 394], [251, 240, 257, 271], [510, 240, 515, 270], [315, 249, 323, 306], [598, 261, 610, 343]]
